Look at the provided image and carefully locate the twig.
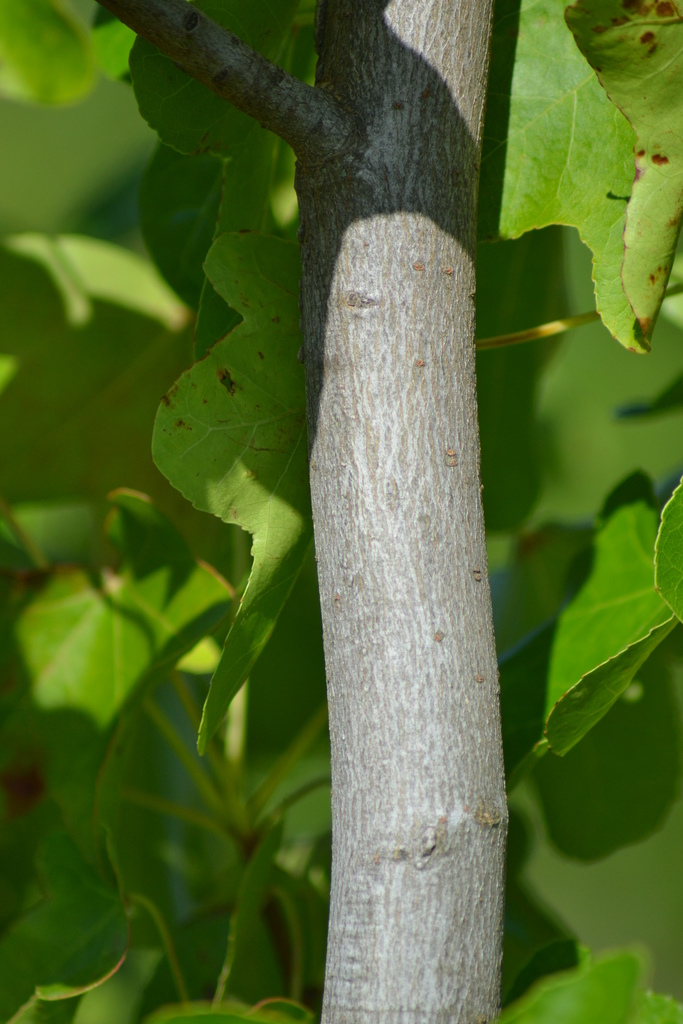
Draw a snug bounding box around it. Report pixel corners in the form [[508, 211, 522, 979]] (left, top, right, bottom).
[[476, 281, 683, 351]]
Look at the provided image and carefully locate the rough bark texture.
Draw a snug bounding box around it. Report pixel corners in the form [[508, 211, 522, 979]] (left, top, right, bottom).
[[296, 2, 507, 1020]]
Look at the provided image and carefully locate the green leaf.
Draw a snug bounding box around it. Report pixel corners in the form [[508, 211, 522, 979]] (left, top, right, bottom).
[[140, 145, 224, 310], [153, 233, 311, 753], [566, 0, 683, 347], [0, 832, 128, 1020], [505, 941, 583, 1007], [5, 234, 186, 330], [544, 494, 675, 753], [91, 9, 135, 81], [144, 1004, 314, 1024], [655, 476, 683, 620], [15, 492, 231, 727], [141, 125, 279, 313], [144, 1012, 254, 1023], [546, 615, 676, 754], [0, 501, 95, 571], [217, 823, 284, 1001], [635, 993, 683, 1024], [12, 996, 81, 1023], [0, 0, 94, 105], [534, 653, 681, 859], [499, 951, 642, 1024], [0, 237, 192, 513], [479, 0, 642, 350], [130, 0, 299, 157], [193, 124, 283, 358]]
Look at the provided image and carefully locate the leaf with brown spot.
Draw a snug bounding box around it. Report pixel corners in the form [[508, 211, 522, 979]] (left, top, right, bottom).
[[567, 0, 683, 348]]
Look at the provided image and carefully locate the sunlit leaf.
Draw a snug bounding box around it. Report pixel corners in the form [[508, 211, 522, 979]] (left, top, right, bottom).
[[479, 0, 642, 349], [0, 0, 94, 105], [0, 832, 127, 1021], [15, 492, 231, 727], [153, 233, 311, 752], [566, 0, 683, 348]]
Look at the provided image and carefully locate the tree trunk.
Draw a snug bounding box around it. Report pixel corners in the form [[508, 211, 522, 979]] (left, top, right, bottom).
[[94, 0, 507, 1014], [296, 2, 507, 1020]]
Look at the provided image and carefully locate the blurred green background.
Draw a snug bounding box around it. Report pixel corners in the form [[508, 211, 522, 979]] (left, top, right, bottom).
[[1, 7, 682, 1012]]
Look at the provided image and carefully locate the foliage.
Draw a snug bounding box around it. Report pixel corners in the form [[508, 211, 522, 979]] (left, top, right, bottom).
[[0, 0, 682, 1021]]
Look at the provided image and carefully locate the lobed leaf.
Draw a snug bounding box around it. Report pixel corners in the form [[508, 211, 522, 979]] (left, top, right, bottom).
[[153, 233, 311, 752], [499, 474, 683, 783], [545, 616, 676, 754], [193, 120, 285, 359], [566, 0, 683, 348], [15, 492, 231, 727]]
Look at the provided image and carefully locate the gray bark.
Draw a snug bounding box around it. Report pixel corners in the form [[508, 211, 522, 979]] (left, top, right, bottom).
[[297, 3, 507, 1021], [98, 0, 508, 1018]]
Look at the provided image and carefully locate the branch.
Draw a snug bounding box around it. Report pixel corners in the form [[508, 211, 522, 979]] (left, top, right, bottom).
[[96, 0, 352, 161]]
